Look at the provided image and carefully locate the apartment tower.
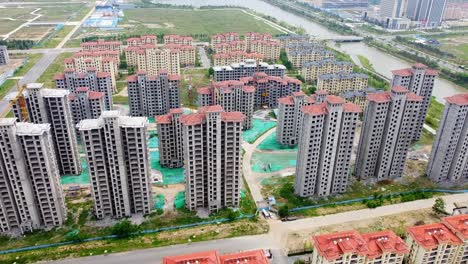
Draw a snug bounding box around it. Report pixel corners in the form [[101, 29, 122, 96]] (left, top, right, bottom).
[[155, 108, 185, 168]]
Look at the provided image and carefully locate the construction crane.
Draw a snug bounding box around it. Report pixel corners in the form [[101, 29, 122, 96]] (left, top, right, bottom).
[[1, 77, 28, 122], [210, 78, 221, 105]]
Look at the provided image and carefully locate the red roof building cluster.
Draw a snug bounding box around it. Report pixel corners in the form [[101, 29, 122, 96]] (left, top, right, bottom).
[[407, 223, 463, 250], [445, 94, 468, 106], [163, 250, 268, 264], [391, 63, 438, 77]]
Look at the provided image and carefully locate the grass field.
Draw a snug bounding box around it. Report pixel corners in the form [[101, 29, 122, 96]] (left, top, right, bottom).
[[121, 8, 284, 37], [36, 4, 89, 22], [38, 26, 74, 48], [36, 52, 73, 87], [434, 34, 468, 64], [10, 26, 52, 40], [0, 8, 37, 35]]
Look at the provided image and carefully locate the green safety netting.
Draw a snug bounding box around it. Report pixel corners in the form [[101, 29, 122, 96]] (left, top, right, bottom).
[[148, 117, 155, 123], [154, 194, 165, 209], [150, 151, 185, 185], [240, 190, 246, 198], [61, 157, 90, 185], [251, 151, 297, 173], [242, 119, 276, 144], [174, 191, 185, 209], [257, 131, 298, 151], [260, 177, 277, 186], [148, 132, 159, 149]]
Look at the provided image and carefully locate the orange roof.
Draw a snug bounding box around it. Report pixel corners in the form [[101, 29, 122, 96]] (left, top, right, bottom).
[[97, 72, 110, 78], [407, 223, 463, 250], [343, 103, 362, 113], [406, 92, 423, 102], [180, 113, 205, 126], [312, 230, 369, 261], [445, 94, 468, 106], [443, 214, 468, 239], [367, 92, 391, 103], [302, 103, 327, 116], [127, 75, 137, 82], [155, 114, 172, 124], [197, 87, 212, 95], [326, 95, 345, 105], [219, 250, 269, 264], [163, 250, 220, 264], [362, 230, 408, 259], [391, 86, 409, 93], [242, 86, 255, 93], [412, 63, 428, 69], [199, 105, 224, 113], [391, 68, 413, 77], [221, 112, 245, 123], [89, 91, 104, 100], [170, 108, 184, 114], [54, 73, 65, 80], [278, 95, 295, 105]]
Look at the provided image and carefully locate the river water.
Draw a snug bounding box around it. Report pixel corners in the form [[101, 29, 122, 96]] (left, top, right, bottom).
[[155, 0, 466, 101]]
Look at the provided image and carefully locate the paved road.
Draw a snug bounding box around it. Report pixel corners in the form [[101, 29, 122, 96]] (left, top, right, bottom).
[[197, 46, 211, 68], [56, 4, 95, 49], [48, 234, 287, 264], [8, 48, 80, 54]]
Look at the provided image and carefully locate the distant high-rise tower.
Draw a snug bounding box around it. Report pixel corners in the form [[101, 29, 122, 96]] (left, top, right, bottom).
[[7, 83, 81, 176], [0, 119, 66, 234], [427, 94, 468, 183], [391, 63, 437, 141], [127, 71, 180, 117], [180, 106, 244, 212], [355, 87, 423, 181], [69, 87, 106, 126], [406, 0, 447, 27], [78, 111, 153, 219], [294, 95, 361, 197]]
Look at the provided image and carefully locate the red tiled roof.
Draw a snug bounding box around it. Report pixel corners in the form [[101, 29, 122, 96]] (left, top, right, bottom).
[[76, 87, 89, 92], [97, 72, 110, 78], [197, 87, 212, 95], [326, 95, 345, 105], [367, 92, 391, 103], [170, 108, 184, 114], [168, 74, 180, 81], [391, 68, 413, 77], [68, 94, 76, 101], [220, 112, 245, 123], [278, 96, 294, 105], [302, 104, 327, 116], [391, 86, 408, 93], [219, 250, 269, 264], [443, 214, 468, 239], [425, 69, 438, 76], [362, 230, 408, 259], [343, 103, 362, 113], [89, 91, 104, 100], [312, 230, 369, 261], [54, 73, 65, 80], [64, 58, 74, 63], [407, 223, 463, 250], [242, 86, 255, 93], [316, 90, 329, 95], [445, 94, 468, 106], [65, 68, 76, 73], [292, 91, 305, 97], [180, 113, 205, 126], [163, 250, 219, 264], [199, 105, 224, 113], [412, 63, 428, 69], [127, 75, 137, 82], [406, 92, 424, 102], [156, 114, 172, 124]]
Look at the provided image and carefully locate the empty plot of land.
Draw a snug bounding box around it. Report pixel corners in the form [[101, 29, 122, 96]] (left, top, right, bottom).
[[10, 25, 52, 40], [36, 4, 89, 22], [121, 8, 284, 36], [436, 35, 468, 63], [0, 7, 37, 35]]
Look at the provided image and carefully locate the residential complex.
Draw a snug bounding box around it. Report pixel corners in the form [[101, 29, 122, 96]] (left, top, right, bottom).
[[312, 230, 408, 264], [249, 40, 281, 62], [286, 42, 334, 68], [80, 39, 122, 52], [69, 87, 106, 125], [162, 250, 269, 264], [391, 63, 437, 141], [317, 72, 369, 94], [78, 111, 153, 219], [277, 91, 312, 146], [213, 41, 246, 54], [213, 52, 264, 67], [0, 45, 9, 65], [427, 94, 468, 184], [125, 44, 180, 75], [294, 95, 360, 197], [162, 44, 196, 67], [180, 106, 244, 212], [127, 71, 180, 117], [163, 34, 193, 46], [0, 119, 66, 234], [302, 59, 353, 82], [245, 32, 273, 51], [55, 68, 113, 110], [239, 73, 302, 108], [340, 88, 378, 110], [7, 83, 81, 176], [442, 214, 468, 262], [211, 32, 240, 45], [277, 34, 311, 48], [155, 108, 185, 168], [127, 35, 158, 46], [64, 50, 119, 89], [355, 87, 423, 181], [213, 59, 286, 82], [197, 80, 255, 129], [305, 0, 368, 8]]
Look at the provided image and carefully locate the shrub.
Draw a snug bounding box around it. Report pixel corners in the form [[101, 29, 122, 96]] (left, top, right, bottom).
[[111, 220, 139, 238]]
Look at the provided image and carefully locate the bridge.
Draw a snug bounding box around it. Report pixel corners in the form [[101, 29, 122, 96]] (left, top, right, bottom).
[[321, 36, 364, 42]]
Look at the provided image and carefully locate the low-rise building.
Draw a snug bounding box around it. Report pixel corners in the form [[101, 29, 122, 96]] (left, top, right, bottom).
[[163, 44, 196, 66], [427, 94, 468, 184], [162, 250, 269, 264], [163, 34, 193, 46], [127, 70, 180, 117], [197, 80, 255, 129], [0, 45, 9, 65], [317, 72, 369, 94], [80, 39, 122, 52], [155, 108, 185, 168], [127, 35, 157, 46], [125, 44, 180, 75], [245, 32, 273, 51], [69, 87, 106, 125], [406, 223, 463, 264], [213, 51, 264, 67], [213, 59, 286, 82], [249, 40, 281, 62], [213, 41, 246, 54], [287, 42, 334, 68], [362, 230, 409, 264], [302, 59, 353, 82], [211, 32, 240, 45], [277, 34, 311, 48]]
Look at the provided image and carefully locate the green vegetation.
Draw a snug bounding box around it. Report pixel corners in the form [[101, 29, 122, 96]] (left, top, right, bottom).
[[432, 197, 447, 215], [111, 220, 140, 238], [37, 52, 73, 87], [121, 8, 283, 39], [179, 68, 211, 108], [279, 50, 292, 70], [0, 39, 35, 50], [0, 54, 43, 100], [425, 97, 444, 129], [38, 26, 74, 49], [357, 55, 374, 71]]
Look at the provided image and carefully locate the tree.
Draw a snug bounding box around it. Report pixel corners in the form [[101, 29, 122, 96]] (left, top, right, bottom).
[[278, 205, 290, 218], [432, 197, 446, 215], [111, 219, 139, 238], [226, 209, 240, 221], [207, 67, 214, 77]]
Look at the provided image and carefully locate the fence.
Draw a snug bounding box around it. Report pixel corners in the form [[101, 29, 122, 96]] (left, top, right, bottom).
[[0, 214, 254, 255]]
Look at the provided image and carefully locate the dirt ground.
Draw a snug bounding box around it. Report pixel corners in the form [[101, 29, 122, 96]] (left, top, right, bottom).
[[0, 58, 24, 75], [153, 184, 185, 211]]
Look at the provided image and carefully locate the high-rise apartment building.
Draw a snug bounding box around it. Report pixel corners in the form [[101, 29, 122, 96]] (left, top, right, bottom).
[[286, 42, 335, 68], [163, 34, 193, 46], [213, 59, 286, 82], [127, 35, 158, 46], [163, 44, 196, 67], [124, 44, 180, 75], [7, 83, 81, 176], [245, 32, 273, 51], [239, 73, 302, 109], [427, 94, 468, 183], [80, 39, 122, 52], [317, 72, 369, 94], [55, 68, 113, 110], [0, 45, 9, 65], [197, 80, 255, 129], [127, 71, 180, 117], [69, 87, 106, 125], [0, 119, 66, 234], [406, 0, 447, 27], [211, 32, 240, 45], [78, 111, 153, 219], [155, 108, 185, 168], [249, 40, 281, 62], [355, 87, 423, 181], [340, 88, 378, 110], [213, 52, 264, 67], [302, 59, 354, 82], [213, 41, 246, 54], [391, 63, 437, 141], [294, 95, 360, 197], [181, 106, 244, 212]]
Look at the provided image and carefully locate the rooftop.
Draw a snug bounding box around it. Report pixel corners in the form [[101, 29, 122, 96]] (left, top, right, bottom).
[[302, 104, 327, 116], [16, 122, 50, 136], [445, 94, 468, 106], [41, 88, 70, 98], [26, 83, 44, 90], [443, 215, 468, 239], [220, 112, 245, 123], [219, 250, 269, 264], [407, 223, 463, 250], [312, 230, 369, 261], [362, 230, 408, 259]]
